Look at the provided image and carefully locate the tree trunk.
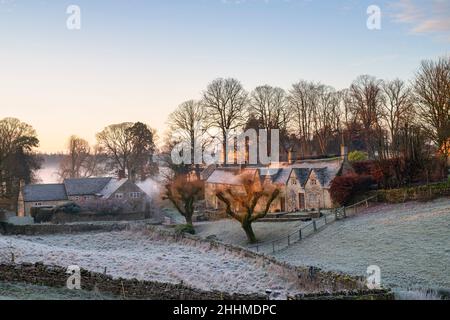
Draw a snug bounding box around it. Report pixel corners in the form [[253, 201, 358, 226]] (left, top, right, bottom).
[[242, 220, 257, 244], [185, 213, 193, 226]]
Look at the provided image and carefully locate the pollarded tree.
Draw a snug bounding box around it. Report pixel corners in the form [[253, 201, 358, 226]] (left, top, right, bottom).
[[163, 174, 204, 226], [215, 173, 280, 243]]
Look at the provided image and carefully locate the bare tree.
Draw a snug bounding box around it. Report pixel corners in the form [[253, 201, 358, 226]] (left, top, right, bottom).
[[312, 85, 342, 155], [249, 85, 289, 130], [381, 79, 414, 155], [288, 81, 317, 156], [216, 173, 280, 243], [202, 78, 248, 164], [349, 75, 384, 158], [414, 56, 450, 161], [59, 136, 96, 179], [167, 100, 210, 178], [97, 123, 134, 177], [96, 122, 157, 179]]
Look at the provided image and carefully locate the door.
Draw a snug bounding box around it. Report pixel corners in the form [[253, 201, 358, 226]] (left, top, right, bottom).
[[299, 193, 305, 210], [280, 197, 286, 212]]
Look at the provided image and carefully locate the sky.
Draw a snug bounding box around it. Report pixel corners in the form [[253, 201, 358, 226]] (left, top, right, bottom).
[[0, 0, 449, 153]]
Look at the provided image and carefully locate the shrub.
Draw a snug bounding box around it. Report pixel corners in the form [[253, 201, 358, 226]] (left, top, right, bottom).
[[54, 202, 81, 214], [348, 151, 368, 162], [31, 207, 54, 223], [175, 224, 196, 235], [330, 175, 374, 206]]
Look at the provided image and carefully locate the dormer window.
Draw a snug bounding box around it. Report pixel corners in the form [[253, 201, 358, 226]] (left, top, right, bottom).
[[291, 178, 297, 185], [311, 179, 317, 185]]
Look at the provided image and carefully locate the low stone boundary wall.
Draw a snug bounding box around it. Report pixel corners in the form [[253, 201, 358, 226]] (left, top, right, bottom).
[[51, 211, 148, 224], [0, 263, 393, 300], [0, 221, 130, 236], [0, 263, 265, 300]]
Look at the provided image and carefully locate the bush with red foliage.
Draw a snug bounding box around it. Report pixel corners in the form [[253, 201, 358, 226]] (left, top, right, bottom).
[[330, 174, 374, 206], [351, 157, 446, 189]]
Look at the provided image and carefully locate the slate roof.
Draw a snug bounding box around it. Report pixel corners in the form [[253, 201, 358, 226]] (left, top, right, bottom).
[[311, 168, 329, 187], [99, 179, 129, 198], [258, 168, 285, 184], [201, 165, 217, 181], [206, 168, 258, 185], [292, 168, 311, 187], [206, 158, 343, 189], [64, 178, 112, 196], [23, 184, 68, 202]]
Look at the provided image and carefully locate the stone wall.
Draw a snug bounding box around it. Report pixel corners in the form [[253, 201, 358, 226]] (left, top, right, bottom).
[[0, 263, 266, 300], [0, 263, 394, 300], [0, 221, 130, 236], [51, 211, 149, 224]]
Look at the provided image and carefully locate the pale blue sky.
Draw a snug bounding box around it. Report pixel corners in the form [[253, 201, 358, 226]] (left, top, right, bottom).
[[0, 0, 449, 152]]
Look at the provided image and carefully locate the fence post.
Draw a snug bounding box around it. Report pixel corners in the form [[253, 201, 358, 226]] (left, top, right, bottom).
[[299, 229, 302, 241], [288, 235, 290, 246], [334, 209, 338, 220], [256, 244, 259, 253], [324, 215, 327, 224], [343, 207, 347, 218], [313, 220, 317, 232]]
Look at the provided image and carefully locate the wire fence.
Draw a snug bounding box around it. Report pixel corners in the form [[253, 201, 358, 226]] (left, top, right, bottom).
[[247, 195, 379, 255]]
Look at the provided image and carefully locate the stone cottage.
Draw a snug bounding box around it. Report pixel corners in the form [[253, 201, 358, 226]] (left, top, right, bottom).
[[204, 146, 353, 213], [19, 177, 149, 216]]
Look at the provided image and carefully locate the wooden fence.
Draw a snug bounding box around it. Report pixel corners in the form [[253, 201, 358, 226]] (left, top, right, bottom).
[[247, 195, 379, 255]]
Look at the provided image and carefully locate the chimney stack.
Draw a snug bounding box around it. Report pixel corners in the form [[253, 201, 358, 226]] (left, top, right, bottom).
[[17, 180, 25, 217], [288, 147, 296, 165]]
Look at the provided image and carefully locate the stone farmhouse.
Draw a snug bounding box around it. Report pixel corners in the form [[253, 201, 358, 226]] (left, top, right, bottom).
[[203, 146, 353, 213], [18, 177, 149, 216]]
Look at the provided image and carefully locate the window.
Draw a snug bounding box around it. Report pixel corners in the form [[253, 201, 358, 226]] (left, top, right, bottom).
[[310, 179, 317, 185], [83, 196, 91, 201], [291, 178, 297, 185], [34, 202, 43, 207], [129, 192, 141, 199], [74, 196, 81, 201], [115, 193, 124, 199]]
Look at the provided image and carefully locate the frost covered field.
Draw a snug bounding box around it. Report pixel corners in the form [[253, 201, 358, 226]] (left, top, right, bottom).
[[274, 198, 450, 293], [0, 230, 302, 295], [195, 219, 307, 246]]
